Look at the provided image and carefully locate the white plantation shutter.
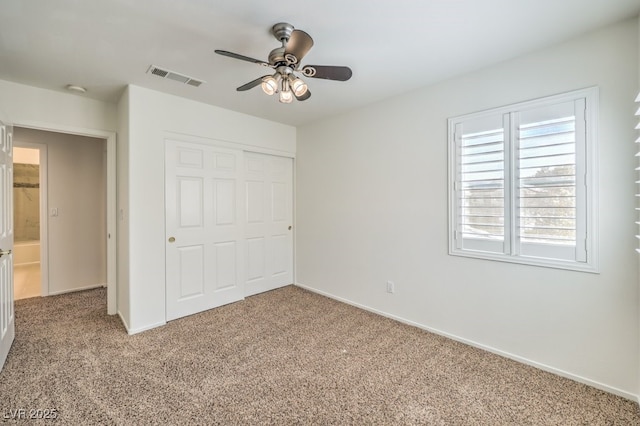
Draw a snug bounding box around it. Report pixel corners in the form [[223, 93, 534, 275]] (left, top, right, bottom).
[[517, 116, 576, 245], [454, 114, 508, 254], [449, 87, 597, 271], [516, 99, 586, 262], [460, 129, 505, 238]]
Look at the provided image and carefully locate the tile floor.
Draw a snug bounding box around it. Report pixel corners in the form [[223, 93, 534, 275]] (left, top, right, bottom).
[[14, 263, 41, 300]]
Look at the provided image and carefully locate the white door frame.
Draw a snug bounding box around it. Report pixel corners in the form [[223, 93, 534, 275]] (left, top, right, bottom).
[[14, 122, 117, 315], [12, 142, 49, 296]]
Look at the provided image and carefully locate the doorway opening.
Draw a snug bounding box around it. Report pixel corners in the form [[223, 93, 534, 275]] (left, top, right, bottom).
[[10, 124, 116, 314], [13, 146, 43, 299], [13, 128, 110, 303]]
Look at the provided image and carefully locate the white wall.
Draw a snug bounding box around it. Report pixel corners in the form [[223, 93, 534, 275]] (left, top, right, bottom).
[[13, 128, 107, 294], [0, 79, 116, 301], [121, 85, 295, 333], [116, 87, 131, 329], [296, 18, 639, 398], [0, 80, 117, 131]]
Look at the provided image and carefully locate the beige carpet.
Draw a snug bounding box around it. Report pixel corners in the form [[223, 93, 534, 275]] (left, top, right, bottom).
[[0, 286, 638, 425]]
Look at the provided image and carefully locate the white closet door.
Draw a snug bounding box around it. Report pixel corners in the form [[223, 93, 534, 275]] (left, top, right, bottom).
[[245, 152, 293, 296], [165, 140, 245, 321]]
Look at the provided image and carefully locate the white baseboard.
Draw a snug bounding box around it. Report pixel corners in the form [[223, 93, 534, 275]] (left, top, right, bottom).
[[117, 311, 131, 334], [117, 311, 166, 335], [126, 321, 166, 335], [47, 283, 105, 296], [117, 311, 166, 336], [295, 282, 638, 402]]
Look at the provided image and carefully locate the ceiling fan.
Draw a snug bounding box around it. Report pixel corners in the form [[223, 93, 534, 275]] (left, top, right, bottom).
[[215, 23, 352, 103]]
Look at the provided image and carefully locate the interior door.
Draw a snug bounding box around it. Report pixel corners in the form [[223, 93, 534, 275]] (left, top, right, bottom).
[[165, 140, 245, 321], [0, 122, 14, 372], [245, 152, 293, 296]]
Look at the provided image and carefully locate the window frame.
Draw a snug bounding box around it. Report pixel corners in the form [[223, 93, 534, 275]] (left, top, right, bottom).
[[448, 87, 599, 273]]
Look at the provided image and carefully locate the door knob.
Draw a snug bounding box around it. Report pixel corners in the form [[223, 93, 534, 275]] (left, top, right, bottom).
[[168, 237, 175, 243], [0, 249, 12, 257], [288, 226, 292, 230]]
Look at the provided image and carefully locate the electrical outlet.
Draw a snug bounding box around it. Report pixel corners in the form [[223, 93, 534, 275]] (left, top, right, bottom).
[[386, 281, 395, 294]]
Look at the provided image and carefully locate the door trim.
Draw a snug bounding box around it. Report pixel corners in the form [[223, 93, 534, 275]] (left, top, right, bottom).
[[13, 121, 117, 315], [164, 131, 296, 159]]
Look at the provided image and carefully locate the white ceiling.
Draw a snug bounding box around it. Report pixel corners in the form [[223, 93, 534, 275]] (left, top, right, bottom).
[[0, 0, 638, 127]]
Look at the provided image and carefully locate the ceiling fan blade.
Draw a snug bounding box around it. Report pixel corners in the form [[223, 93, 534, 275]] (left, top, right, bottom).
[[236, 76, 269, 92], [285, 30, 314, 63], [215, 50, 270, 67], [301, 65, 352, 81], [295, 90, 311, 102]]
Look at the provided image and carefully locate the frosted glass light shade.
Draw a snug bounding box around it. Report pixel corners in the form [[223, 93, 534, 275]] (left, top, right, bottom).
[[261, 76, 278, 95], [279, 89, 293, 103], [290, 77, 308, 97]]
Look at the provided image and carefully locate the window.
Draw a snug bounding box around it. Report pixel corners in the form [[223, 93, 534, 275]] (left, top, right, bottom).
[[448, 88, 598, 272]]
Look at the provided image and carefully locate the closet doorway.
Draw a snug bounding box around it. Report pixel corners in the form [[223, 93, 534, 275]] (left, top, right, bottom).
[[165, 139, 294, 321]]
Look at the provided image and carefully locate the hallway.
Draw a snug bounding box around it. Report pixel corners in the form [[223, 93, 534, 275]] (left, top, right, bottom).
[[14, 263, 40, 300]]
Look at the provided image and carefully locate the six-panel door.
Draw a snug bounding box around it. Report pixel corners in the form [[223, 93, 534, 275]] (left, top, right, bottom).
[[0, 122, 14, 372], [165, 140, 245, 321], [165, 140, 293, 321], [245, 152, 293, 296]]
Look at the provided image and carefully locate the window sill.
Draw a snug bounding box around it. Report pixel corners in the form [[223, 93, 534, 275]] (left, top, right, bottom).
[[448, 248, 599, 274]]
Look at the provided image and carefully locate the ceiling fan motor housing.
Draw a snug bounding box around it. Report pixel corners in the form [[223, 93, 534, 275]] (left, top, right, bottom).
[[272, 23, 294, 43], [269, 47, 299, 67], [269, 23, 299, 66], [276, 66, 293, 77], [268, 47, 286, 65]]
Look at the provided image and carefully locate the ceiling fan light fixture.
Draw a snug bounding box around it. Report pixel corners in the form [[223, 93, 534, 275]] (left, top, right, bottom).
[[279, 90, 293, 103], [215, 22, 353, 104], [261, 75, 278, 95], [289, 77, 308, 97], [279, 78, 293, 103]]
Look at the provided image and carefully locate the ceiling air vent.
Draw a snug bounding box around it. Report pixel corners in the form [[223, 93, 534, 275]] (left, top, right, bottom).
[[147, 65, 205, 87]]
